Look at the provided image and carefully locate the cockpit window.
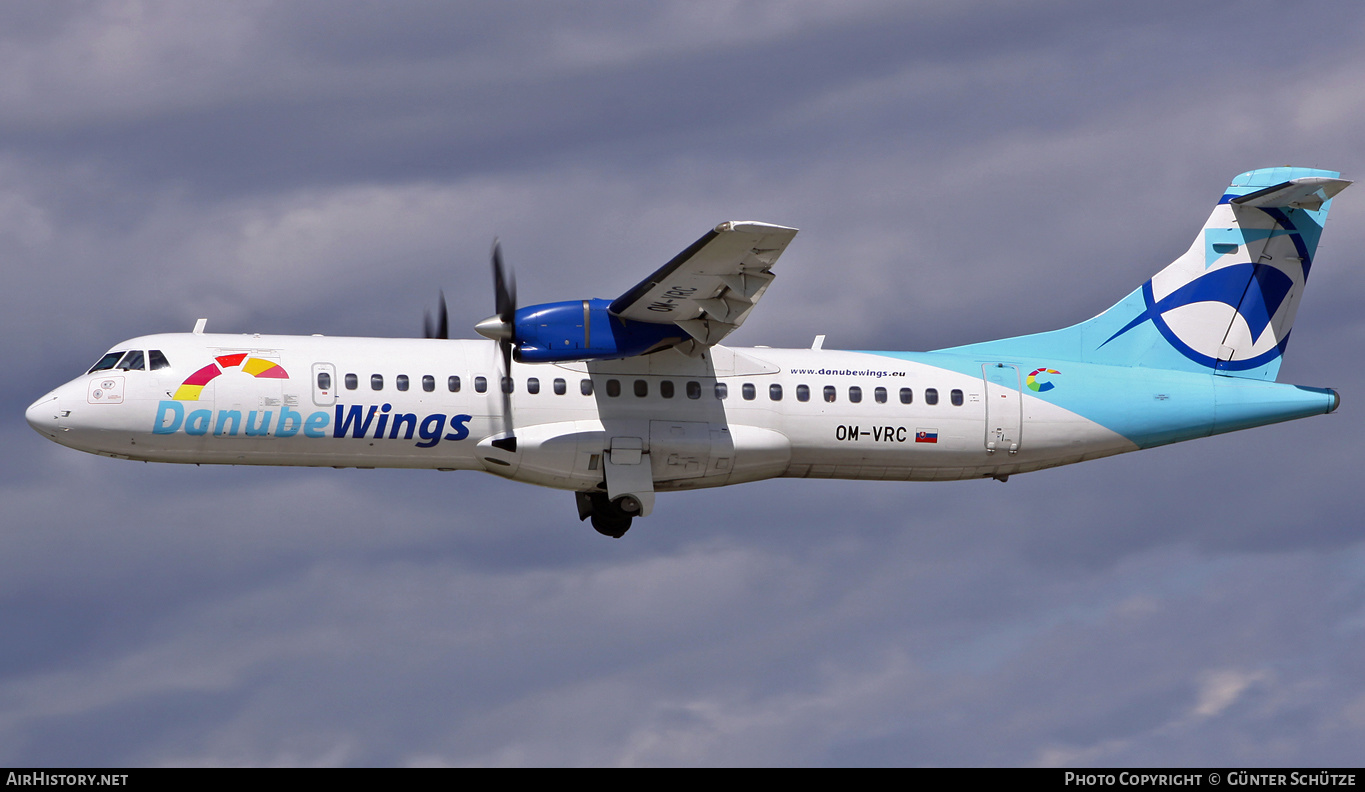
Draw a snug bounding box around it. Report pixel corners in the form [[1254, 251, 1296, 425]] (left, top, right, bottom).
[[148, 350, 171, 370], [116, 350, 145, 371], [88, 351, 125, 374]]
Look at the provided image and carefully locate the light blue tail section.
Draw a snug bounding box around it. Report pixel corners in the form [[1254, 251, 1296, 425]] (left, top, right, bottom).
[[943, 167, 1350, 381]]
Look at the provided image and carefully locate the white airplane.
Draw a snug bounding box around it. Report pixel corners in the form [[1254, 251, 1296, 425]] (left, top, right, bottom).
[[27, 167, 1350, 537]]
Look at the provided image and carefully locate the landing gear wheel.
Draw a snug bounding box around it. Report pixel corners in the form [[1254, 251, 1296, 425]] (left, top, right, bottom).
[[591, 511, 633, 538], [579, 492, 636, 538]]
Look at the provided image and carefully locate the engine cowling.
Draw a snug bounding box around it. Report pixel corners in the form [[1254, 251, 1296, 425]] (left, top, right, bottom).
[[509, 299, 685, 363]]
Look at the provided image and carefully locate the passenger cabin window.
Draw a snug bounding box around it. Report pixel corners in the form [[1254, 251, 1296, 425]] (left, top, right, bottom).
[[823, 385, 837, 403], [371, 374, 384, 391], [899, 388, 912, 404], [875, 387, 887, 404], [448, 375, 461, 393], [742, 383, 756, 401], [687, 381, 701, 400], [951, 388, 964, 406], [527, 378, 540, 394], [88, 351, 124, 374], [925, 388, 939, 405], [770, 384, 783, 401], [660, 380, 674, 399], [396, 374, 409, 392], [848, 386, 862, 404], [606, 379, 621, 397], [117, 350, 145, 371], [581, 379, 593, 396], [634, 379, 648, 397], [796, 384, 810, 402], [474, 376, 487, 393], [345, 373, 358, 390], [554, 378, 566, 395], [317, 372, 332, 391], [501, 377, 514, 394], [422, 375, 435, 392], [148, 350, 171, 371], [715, 382, 728, 400]]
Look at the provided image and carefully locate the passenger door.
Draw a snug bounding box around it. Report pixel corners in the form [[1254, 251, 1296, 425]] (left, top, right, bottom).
[[981, 363, 1022, 454], [312, 363, 337, 407]]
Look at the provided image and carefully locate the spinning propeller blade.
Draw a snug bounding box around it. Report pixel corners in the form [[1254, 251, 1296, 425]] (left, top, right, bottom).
[[422, 290, 449, 340], [487, 240, 517, 453]]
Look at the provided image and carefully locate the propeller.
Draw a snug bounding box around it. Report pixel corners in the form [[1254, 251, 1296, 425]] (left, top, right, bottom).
[[476, 239, 518, 453], [423, 290, 449, 340]]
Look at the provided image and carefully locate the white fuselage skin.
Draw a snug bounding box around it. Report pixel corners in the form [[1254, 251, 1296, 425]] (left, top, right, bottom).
[[27, 331, 1156, 494]]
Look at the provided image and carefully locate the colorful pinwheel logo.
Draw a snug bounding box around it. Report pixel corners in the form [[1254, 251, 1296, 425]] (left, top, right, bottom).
[[1026, 368, 1060, 392]]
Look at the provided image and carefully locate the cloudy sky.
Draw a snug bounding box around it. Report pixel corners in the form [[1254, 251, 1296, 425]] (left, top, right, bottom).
[[6, 1, 1365, 766]]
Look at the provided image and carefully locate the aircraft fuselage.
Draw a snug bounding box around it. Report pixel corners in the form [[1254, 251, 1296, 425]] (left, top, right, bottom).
[[27, 332, 1337, 494]]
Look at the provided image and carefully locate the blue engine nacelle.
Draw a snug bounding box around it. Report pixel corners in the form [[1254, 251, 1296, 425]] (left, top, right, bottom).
[[512, 299, 686, 363]]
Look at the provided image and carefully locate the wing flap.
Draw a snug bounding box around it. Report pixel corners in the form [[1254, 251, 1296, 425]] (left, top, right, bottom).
[[677, 317, 737, 345], [720, 270, 774, 298], [610, 221, 798, 348]]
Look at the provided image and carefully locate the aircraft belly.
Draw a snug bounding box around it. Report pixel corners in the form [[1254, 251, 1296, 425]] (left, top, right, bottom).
[[107, 432, 486, 470]]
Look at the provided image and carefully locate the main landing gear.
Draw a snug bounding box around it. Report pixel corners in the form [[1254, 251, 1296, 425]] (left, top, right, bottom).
[[576, 491, 642, 538]]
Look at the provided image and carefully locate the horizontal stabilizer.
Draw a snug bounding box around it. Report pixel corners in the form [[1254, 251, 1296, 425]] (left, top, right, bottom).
[[1231, 177, 1352, 211]]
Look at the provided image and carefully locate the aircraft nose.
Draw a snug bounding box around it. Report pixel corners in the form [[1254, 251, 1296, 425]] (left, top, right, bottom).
[[25, 392, 64, 438]]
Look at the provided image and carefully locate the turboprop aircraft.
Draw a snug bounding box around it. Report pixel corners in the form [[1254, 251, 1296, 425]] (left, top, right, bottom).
[[26, 167, 1350, 537]]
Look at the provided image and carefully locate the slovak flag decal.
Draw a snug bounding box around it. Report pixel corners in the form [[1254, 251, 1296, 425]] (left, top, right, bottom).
[[915, 429, 938, 444]]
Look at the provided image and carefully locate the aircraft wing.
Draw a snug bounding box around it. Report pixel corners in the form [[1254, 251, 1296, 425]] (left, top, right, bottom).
[[609, 221, 798, 347]]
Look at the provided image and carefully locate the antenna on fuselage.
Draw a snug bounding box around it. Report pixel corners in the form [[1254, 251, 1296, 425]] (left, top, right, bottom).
[[193, 318, 207, 334]]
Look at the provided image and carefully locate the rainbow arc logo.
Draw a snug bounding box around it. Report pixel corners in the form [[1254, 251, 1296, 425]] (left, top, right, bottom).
[[172, 353, 289, 401]]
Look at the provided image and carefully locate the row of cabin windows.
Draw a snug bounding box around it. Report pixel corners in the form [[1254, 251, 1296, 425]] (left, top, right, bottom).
[[88, 349, 172, 374], [605, 380, 963, 406], [328, 372, 964, 407], [332, 373, 592, 396]]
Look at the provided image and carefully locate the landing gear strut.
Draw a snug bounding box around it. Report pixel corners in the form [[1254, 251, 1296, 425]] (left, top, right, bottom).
[[576, 491, 640, 538]]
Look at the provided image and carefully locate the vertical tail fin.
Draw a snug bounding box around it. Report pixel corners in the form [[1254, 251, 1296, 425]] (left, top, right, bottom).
[[946, 167, 1350, 380]]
